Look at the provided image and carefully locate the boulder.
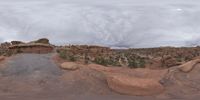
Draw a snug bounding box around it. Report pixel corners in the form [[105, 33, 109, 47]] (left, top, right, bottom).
[[179, 59, 200, 73], [107, 74, 164, 96], [60, 62, 80, 70]]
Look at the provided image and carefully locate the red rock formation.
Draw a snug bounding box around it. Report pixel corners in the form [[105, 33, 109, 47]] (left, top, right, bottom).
[[107, 74, 164, 96], [9, 43, 53, 54], [11, 41, 25, 45], [178, 59, 200, 72]]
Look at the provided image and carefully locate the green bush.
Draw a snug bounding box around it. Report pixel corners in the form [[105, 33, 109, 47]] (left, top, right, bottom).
[[16, 48, 22, 53], [176, 56, 184, 62], [68, 55, 76, 61], [4, 50, 13, 57], [128, 58, 146, 68], [58, 49, 76, 61], [58, 49, 67, 59], [94, 57, 108, 66], [94, 56, 120, 66]]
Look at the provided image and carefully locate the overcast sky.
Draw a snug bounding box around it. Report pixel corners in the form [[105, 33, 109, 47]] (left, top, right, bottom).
[[0, 0, 200, 48]]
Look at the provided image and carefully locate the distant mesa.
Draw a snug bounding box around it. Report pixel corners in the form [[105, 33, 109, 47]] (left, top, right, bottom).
[[0, 38, 53, 55]]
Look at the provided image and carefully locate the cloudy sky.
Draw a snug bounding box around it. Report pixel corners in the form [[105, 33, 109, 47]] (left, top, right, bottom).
[[0, 0, 200, 48]]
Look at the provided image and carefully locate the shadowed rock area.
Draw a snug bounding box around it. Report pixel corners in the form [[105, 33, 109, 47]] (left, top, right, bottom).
[[0, 54, 62, 77]]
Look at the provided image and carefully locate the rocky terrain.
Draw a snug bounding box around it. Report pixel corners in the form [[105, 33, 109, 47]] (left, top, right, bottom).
[[57, 45, 200, 69], [1, 39, 200, 99]]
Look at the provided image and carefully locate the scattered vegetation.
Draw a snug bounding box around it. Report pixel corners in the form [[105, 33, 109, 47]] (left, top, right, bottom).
[[176, 56, 184, 62], [94, 57, 109, 66], [128, 58, 146, 68], [16, 48, 23, 53], [4, 50, 13, 57], [58, 49, 77, 61], [93, 56, 120, 66]]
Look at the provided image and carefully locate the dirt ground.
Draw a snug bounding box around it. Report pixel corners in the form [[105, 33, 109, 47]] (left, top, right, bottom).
[[0, 54, 200, 100]]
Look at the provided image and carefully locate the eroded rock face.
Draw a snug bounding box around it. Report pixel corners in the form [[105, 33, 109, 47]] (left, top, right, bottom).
[[178, 59, 200, 73], [8, 38, 53, 54], [161, 56, 180, 67], [107, 74, 164, 96], [60, 62, 80, 70]]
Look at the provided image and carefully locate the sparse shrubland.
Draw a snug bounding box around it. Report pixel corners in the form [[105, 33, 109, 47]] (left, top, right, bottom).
[[127, 57, 146, 68], [57, 49, 77, 61]]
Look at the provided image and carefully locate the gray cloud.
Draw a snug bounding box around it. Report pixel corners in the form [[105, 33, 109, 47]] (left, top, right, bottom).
[[0, 0, 200, 48]]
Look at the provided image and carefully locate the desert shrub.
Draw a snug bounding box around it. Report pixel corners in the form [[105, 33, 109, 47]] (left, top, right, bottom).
[[176, 56, 184, 62], [128, 58, 146, 68], [68, 55, 76, 61], [107, 59, 120, 66], [58, 49, 76, 61], [128, 59, 138, 68], [94, 56, 120, 66], [83, 53, 89, 64], [94, 57, 108, 66], [16, 48, 22, 53], [139, 58, 146, 68], [4, 50, 13, 57], [58, 49, 67, 59]]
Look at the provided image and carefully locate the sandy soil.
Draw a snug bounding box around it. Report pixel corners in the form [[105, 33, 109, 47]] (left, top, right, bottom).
[[0, 53, 200, 100]]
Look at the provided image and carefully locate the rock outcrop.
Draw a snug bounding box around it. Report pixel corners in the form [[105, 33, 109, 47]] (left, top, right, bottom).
[[32, 38, 50, 44], [9, 43, 53, 54], [60, 62, 80, 70], [8, 38, 53, 54], [107, 74, 164, 96], [178, 59, 200, 73], [11, 41, 25, 45]]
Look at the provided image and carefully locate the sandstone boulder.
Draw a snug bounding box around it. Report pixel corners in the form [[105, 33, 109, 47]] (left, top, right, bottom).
[[107, 74, 164, 96], [60, 62, 80, 70], [179, 59, 200, 73]]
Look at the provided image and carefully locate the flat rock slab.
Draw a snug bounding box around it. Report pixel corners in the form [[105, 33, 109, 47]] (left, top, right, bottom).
[[60, 62, 80, 70], [107, 74, 164, 96], [178, 59, 200, 73], [0, 54, 62, 78]]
